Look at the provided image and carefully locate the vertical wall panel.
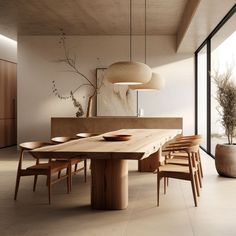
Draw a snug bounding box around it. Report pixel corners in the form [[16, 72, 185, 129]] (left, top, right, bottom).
[[0, 59, 17, 147]]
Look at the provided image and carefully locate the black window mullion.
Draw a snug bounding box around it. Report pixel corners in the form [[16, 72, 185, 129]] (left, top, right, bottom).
[[206, 39, 211, 154], [194, 52, 198, 135]]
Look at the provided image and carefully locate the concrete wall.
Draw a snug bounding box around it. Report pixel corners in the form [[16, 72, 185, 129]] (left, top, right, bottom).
[[0, 34, 17, 62], [17, 35, 194, 143]]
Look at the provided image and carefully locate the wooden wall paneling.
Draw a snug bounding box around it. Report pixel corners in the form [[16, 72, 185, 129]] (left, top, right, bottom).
[[0, 120, 4, 147], [0, 60, 6, 119], [0, 119, 16, 148], [0, 60, 17, 119], [5, 61, 17, 119], [0, 60, 17, 148]]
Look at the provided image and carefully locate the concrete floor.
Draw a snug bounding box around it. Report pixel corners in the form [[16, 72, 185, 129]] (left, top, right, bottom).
[[0, 147, 236, 236]]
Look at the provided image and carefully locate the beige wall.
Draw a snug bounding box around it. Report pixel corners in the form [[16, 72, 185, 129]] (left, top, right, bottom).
[[0, 35, 17, 63], [17, 35, 194, 143]]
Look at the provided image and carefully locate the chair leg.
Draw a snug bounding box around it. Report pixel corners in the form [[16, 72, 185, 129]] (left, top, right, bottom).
[[157, 173, 160, 207], [164, 177, 167, 194], [74, 163, 77, 173], [58, 171, 61, 179], [199, 161, 203, 178], [198, 151, 203, 178], [67, 172, 70, 194], [190, 175, 198, 207], [33, 175, 38, 192], [48, 171, 51, 204], [194, 173, 200, 197], [197, 166, 202, 188], [84, 160, 87, 182], [68, 164, 71, 193], [14, 174, 21, 200]]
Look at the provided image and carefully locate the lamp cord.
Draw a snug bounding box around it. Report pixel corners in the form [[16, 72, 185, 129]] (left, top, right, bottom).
[[130, 0, 147, 63], [130, 0, 132, 62], [144, 0, 147, 64]]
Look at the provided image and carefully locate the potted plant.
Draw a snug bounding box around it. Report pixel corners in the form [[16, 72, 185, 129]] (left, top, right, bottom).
[[213, 67, 236, 177]]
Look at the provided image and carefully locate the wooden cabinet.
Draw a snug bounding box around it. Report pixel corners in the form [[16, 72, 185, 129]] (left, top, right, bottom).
[[0, 60, 17, 148]]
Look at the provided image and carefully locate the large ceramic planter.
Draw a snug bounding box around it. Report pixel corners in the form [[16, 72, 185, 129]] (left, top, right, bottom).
[[215, 144, 236, 177]]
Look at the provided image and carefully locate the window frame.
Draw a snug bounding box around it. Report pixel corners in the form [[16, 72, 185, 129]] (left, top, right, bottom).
[[195, 4, 236, 157]]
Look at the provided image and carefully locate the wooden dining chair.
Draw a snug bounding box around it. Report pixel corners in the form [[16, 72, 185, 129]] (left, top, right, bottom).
[[51, 136, 87, 184], [14, 141, 71, 204], [156, 144, 200, 207], [176, 135, 203, 177], [163, 137, 202, 191], [165, 135, 203, 179]]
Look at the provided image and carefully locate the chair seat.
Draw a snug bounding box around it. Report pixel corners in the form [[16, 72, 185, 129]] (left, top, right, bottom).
[[27, 161, 69, 172], [166, 158, 188, 165], [159, 164, 197, 173], [71, 158, 84, 165], [55, 158, 84, 165]]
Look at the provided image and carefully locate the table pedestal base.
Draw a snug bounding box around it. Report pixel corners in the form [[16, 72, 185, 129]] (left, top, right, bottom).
[[138, 149, 161, 172], [91, 159, 128, 210]]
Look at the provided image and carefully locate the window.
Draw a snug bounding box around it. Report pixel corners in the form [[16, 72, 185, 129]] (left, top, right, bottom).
[[195, 4, 236, 157]]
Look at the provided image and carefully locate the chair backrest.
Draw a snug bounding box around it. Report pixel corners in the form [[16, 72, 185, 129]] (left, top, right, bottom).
[[167, 138, 201, 149], [20, 141, 51, 150], [177, 134, 202, 140], [76, 133, 99, 138], [18, 142, 52, 170], [51, 136, 72, 144], [182, 144, 200, 172], [163, 144, 200, 171], [182, 144, 199, 154], [176, 138, 201, 145]]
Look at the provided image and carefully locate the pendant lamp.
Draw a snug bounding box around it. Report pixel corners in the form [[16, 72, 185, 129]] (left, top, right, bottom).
[[129, 72, 165, 90], [105, 0, 152, 85], [105, 61, 152, 85], [129, 0, 165, 91]]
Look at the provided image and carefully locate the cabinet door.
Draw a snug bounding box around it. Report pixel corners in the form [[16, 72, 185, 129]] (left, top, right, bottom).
[[0, 60, 17, 147], [0, 119, 16, 148], [0, 60, 17, 119]]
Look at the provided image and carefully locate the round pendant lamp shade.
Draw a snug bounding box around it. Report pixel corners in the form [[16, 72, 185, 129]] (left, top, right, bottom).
[[105, 61, 152, 85], [129, 72, 165, 90]]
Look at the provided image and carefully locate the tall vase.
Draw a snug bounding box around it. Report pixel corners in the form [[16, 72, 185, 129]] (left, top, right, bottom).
[[86, 96, 93, 117]]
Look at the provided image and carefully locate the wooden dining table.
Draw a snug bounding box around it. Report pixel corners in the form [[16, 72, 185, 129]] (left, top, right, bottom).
[[31, 129, 181, 210]]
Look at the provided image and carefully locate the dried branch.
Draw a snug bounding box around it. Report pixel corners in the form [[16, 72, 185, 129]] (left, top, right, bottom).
[[52, 29, 101, 117], [211, 66, 236, 144]]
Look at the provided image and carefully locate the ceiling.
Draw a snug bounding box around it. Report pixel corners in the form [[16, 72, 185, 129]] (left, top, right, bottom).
[[0, 0, 187, 39], [177, 0, 236, 53], [0, 0, 235, 53]]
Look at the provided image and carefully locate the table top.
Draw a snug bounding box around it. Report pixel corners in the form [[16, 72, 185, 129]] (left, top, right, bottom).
[[31, 129, 181, 160]]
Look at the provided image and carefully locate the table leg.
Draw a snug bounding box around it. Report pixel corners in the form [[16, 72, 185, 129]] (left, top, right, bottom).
[[138, 149, 161, 172], [91, 159, 128, 210]]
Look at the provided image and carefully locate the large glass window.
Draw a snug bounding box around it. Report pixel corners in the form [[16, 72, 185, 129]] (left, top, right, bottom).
[[210, 14, 236, 155], [196, 5, 236, 156]]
